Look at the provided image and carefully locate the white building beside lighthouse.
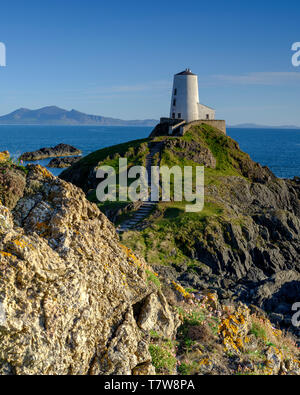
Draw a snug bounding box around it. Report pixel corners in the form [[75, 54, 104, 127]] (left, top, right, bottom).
[[169, 69, 215, 122]]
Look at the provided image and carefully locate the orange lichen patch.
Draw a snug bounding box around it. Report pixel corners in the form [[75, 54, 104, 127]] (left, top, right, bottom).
[[203, 291, 219, 310], [119, 243, 159, 285], [199, 358, 210, 366], [35, 222, 48, 230], [7, 238, 34, 252], [13, 239, 30, 249], [35, 165, 53, 179], [263, 347, 283, 375], [0, 250, 17, 265], [292, 359, 300, 373], [0, 251, 13, 258], [264, 365, 273, 376], [206, 292, 217, 301], [272, 328, 282, 337], [35, 221, 51, 237], [120, 244, 144, 267], [172, 281, 191, 299], [0, 151, 10, 163], [218, 307, 249, 354]]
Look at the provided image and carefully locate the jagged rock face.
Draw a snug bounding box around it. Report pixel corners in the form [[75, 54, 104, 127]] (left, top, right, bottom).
[[191, 177, 300, 283], [249, 270, 300, 333], [0, 165, 178, 375]]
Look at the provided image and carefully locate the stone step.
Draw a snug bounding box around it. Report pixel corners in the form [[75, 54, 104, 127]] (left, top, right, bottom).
[[117, 144, 162, 232]]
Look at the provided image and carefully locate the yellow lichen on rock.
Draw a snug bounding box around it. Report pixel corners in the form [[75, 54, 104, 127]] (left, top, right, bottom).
[[218, 304, 250, 354], [0, 151, 10, 163], [35, 165, 53, 179], [172, 281, 191, 299]]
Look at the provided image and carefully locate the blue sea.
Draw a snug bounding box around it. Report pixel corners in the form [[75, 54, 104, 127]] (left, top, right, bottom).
[[0, 125, 299, 179]]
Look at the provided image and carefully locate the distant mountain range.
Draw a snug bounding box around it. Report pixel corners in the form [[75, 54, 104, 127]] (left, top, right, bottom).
[[229, 123, 300, 129], [0, 106, 158, 126], [0, 107, 298, 129]]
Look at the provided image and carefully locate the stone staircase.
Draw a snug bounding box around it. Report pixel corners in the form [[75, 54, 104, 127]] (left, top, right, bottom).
[[117, 142, 164, 233]]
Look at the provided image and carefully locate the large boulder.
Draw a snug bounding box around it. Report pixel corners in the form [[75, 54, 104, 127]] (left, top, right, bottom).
[[0, 156, 26, 210], [0, 164, 178, 375]]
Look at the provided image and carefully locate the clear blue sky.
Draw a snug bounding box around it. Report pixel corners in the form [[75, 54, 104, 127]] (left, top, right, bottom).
[[0, 0, 300, 125]]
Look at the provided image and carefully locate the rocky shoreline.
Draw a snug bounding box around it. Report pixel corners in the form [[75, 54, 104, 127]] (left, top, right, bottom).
[[47, 156, 81, 168], [19, 143, 82, 161]]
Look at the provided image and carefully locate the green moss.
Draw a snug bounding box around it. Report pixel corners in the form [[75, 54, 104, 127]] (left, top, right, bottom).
[[149, 344, 177, 374], [250, 322, 267, 341], [145, 269, 161, 289], [149, 330, 161, 339]]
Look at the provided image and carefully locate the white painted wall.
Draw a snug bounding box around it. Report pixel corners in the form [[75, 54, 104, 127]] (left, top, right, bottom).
[[169, 70, 215, 122], [198, 104, 215, 120], [170, 73, 200, 122]]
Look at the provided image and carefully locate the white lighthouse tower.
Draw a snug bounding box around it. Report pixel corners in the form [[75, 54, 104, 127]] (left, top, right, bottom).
[[170, 69, 215, 123], [150, 68, 226, 138]]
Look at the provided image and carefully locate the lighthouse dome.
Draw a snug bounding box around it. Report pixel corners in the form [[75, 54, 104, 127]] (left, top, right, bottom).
[[175, 68, 196, 76]]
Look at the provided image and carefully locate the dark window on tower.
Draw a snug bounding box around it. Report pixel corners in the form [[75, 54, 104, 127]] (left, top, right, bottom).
[[174, 89, 177, 96], [173, 99, 176, 106], [206, 114, 209, 120], [172, 113, 175, 119], [178, 113, 181, 119]]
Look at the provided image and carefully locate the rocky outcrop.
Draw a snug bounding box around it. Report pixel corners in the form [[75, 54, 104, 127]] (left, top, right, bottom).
[[0, 153, 26, 210], [162, 139, 216, 168], [19, 144, 82, 161], [247, 270, 300, 335], [149, 287, 300, 375], [0, 163, 179, 375], [186, 177, 300, 283], [48, 156, 81, 168]]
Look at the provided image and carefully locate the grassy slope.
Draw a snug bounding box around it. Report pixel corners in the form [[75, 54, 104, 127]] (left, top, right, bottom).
[[61, 138, 150, 190], [119, 124, 258, 268], [62, 124, 266, 268]]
